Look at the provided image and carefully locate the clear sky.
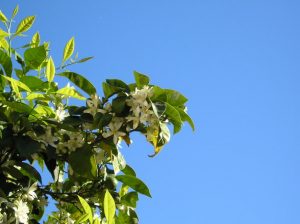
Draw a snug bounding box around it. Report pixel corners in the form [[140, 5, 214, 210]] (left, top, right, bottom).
[[3, 1, 300, 223]]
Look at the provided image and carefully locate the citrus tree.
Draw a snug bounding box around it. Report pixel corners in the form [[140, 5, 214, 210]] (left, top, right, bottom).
[[0, 6, 194, 224]]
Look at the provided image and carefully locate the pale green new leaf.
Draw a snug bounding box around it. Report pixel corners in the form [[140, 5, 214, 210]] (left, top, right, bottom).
[[0, 38, 9, 51], [12, 5, 19, 19], [104, 190, 116, 224], [0, 29, 9, 39], [63, 37, 75, 62], [15, 16, 35, 35], [0, 11, 7, 23], [2, 75, 31, 92], [31, 32, 40, 48], [56, 86, 86, 100], [78, 195, 93, 224], [46, 57, 55, 82]]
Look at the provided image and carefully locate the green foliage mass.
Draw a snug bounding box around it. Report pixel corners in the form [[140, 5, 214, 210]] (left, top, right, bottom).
[[0, 6, 194, 224]]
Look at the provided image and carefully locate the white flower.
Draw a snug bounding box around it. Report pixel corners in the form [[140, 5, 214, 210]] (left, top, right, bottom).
[[126, 116, 140, 129], [102, 118, 126, 144], [13, 200, 29, 224], [67, 133, 84, 151], [55, 105, 69, 121], [84, 94, 105, 116], [24, 182, 37, 201]]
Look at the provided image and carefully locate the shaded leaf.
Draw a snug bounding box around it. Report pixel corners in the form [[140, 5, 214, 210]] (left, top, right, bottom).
[[15, 135, 41, 158], [165, 103, 182, 133], [177, 107, 195, 131], [17, 162, 42, 183], [68, 147, 97, 178], [0, 50, 12, 76]]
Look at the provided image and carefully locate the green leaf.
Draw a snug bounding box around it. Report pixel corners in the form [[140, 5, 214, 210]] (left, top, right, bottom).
[[116, 175, 151, 197], [77, 56, 93, 63], [104, 190, 116, 224], [17, 162, 42, 183], [0, 50, 12, 76], [121, 192, 138, 208], [57, 72, 96, 95], [0, 29, 8, 39], [24, 46, 46, 69], [165, 89, 188, 106], [31, 32, 40, 48], [75, 213, 89, 224], [106, 79, 129, 92], [150, 86, 167, 102], [20, 76, 44, 91], [15, 136, 41, 158], [15, 16, 35, 35], [46, 57, 55, 82], [112, 96, 127, 114], [68, 147, 97, 178], [56, 86, 86, 100], [3, 101, 36, 114], [0, 38, 9, 51], [78, 196, 93, 224], [12, 5, 19, 19], [63, 37, 75, 62], [134, 71, 150, 88], [165, 103, 182, 133], [177, 107, 195, 131], [122, 165, 136, 177], [0, 11, 7, 23], [2, 75, 31, 92]]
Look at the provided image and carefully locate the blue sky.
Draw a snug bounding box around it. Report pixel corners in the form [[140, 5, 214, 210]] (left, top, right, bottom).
[[3, 1, 300, 223]]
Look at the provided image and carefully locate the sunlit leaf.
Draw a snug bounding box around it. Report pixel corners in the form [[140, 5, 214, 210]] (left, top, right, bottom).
[[0, 38, 9, 51], [15, 16, 35, 35], [116, 175, 151, 197], [0, 10, 7, 23], [0, 29, 8, 39], [57, 72, 96, 95], [134, 71, 150, 88], [31, 32, 40, 48], [63, 37, 75, 62], [46, 57, 55, 82], [12, 5, 19, 18], [104, 190, 116, 224], [56, 86, 86, 100], [24, 46, 46, 69], [78, 195, 93, 223]]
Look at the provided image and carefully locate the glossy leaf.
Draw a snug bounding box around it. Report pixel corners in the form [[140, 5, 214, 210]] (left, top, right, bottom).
[[165, 89, 188, 106], [24, 46, 46, 69], [15, 16, 35, 35], [2, 76, 31, 92], [104, 190, 116, 224], [116, 175, 151, 197], [58, 72, 96, 95], [177, 107, 195, 131], [0, 38, 9, 51], [165, 103, 182, 133], [20, 76, 44, 91], [63, 37, 75, 62], [46, 57, 55, 82]]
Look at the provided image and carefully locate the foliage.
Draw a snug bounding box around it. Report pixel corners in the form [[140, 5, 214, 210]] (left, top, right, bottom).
[[0, 6, 194, 224]]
